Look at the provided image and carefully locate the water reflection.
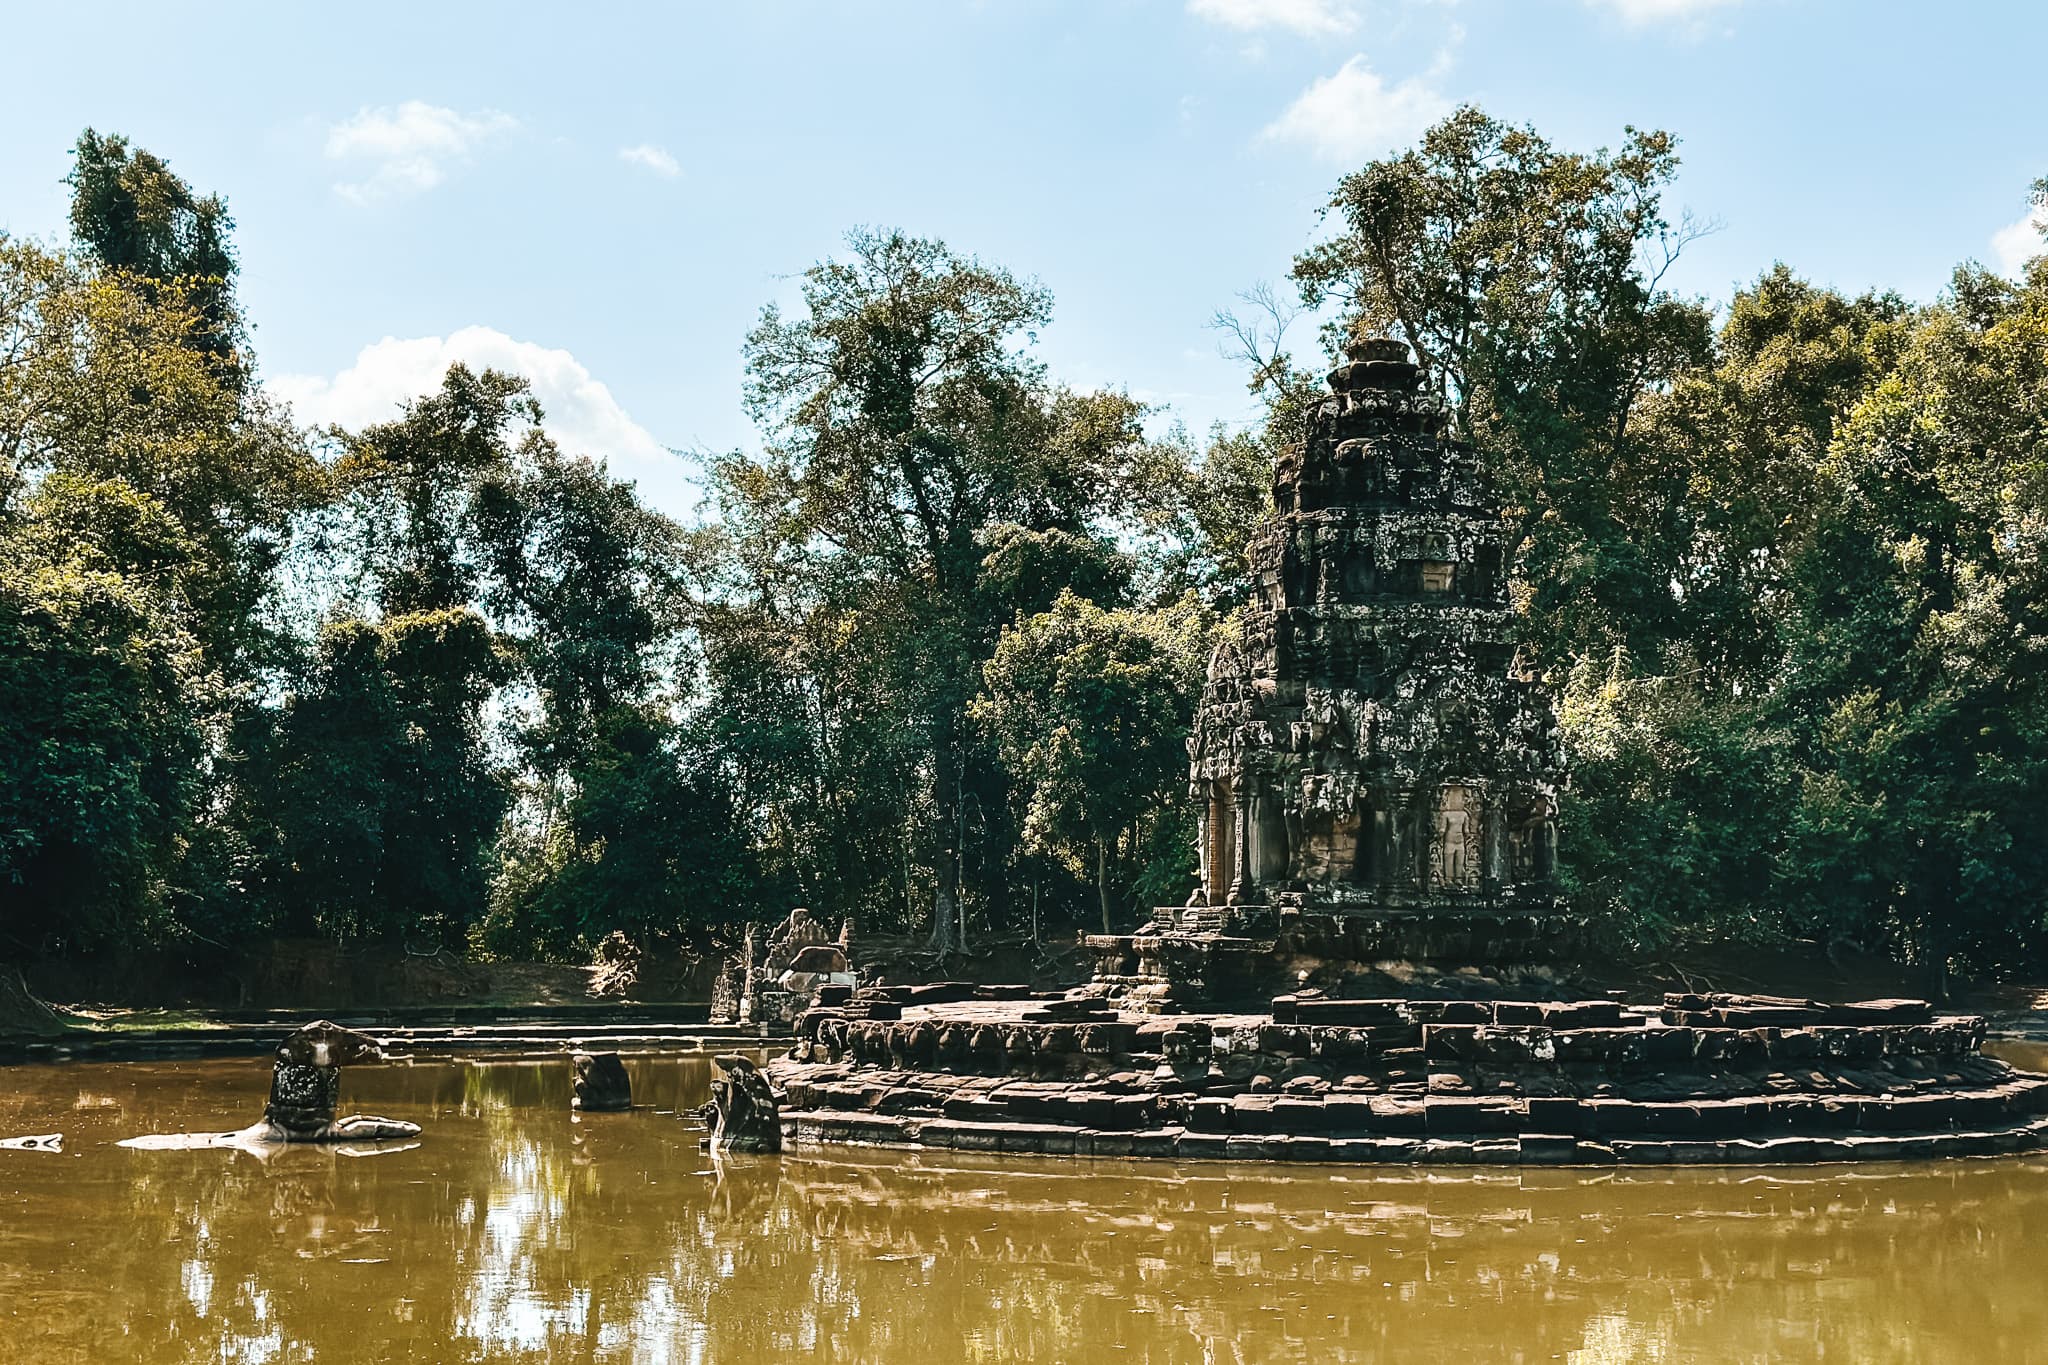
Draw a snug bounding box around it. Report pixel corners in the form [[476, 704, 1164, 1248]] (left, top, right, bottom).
[[2, 1053, 2045, 1363]]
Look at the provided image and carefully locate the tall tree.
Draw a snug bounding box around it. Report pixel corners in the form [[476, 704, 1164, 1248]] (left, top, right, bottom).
[[66, 128, 242, 375], [1291, 106, 1713, 671], [727, 229, 1158, 951], [0, 217, 306, 952], [974, 592, 1212, 931], [474, 447, 756, 956], [0, 491, 210, 953], [1774, 257, 2048, 978], [238, 367, 526, 946]]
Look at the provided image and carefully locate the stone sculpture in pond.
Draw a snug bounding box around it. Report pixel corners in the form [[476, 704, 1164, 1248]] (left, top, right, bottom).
[[572, 1050, 633, 1112], [743, 339, 2048, 1167], [121, 1019, 419, 1151]]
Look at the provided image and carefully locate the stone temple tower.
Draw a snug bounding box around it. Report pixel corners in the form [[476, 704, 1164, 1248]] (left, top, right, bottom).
[[1092, 337, 1570, 1005]]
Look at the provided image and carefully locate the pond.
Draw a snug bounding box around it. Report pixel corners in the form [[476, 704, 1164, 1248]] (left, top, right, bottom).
[[3, 1049, 2048, 1363]]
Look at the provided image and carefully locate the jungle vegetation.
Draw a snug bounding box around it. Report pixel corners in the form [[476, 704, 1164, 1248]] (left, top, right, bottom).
[[3, 116, 2044, 979]]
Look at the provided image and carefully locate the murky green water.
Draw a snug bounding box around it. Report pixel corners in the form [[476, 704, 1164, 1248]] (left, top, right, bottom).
[[4, 1049, 2048, 1363]]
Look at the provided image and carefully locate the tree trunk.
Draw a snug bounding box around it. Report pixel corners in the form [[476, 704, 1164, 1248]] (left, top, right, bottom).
[[926, 716, 963, 958], [1097, 837, 1113, 935]]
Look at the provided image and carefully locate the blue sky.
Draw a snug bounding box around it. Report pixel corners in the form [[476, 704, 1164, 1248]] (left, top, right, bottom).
[[1, 0, 2040, 518]]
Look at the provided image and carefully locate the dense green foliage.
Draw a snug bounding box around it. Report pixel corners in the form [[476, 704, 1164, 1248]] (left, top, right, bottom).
[[2, 121, 2044, 980], [973, 591, 1214, 931]]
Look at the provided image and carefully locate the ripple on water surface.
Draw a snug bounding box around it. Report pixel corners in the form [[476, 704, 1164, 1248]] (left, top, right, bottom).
[[1, 1052, 2045, 1364]]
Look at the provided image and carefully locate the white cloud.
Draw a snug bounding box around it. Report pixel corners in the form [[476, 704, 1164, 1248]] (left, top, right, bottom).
[[1991, 204, 2047, 277], [325, 101, 518, 203], [1262, 56, 1451, 161], [617, 143, 681, 178], [1187, 0, 1359, 35], [1585, 0, 1741, 24], [270, 327, 668, 464]]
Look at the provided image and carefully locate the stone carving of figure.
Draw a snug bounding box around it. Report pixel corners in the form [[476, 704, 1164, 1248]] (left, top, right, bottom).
[[262, 1020, 418, 1141], [706, 1055, 782, 1154], [1432, 788, 1480, 890]]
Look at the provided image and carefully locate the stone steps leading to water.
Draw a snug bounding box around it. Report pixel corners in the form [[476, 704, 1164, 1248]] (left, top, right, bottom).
[[0, 1020, 785, 1067]]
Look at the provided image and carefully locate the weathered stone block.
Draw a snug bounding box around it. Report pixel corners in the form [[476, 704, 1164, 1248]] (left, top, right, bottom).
[[1258, 1024, 1312, 1056], [1083, 1130, 1134, 1157], [1540, 1001, 1627, 1028], [1293, 999, 1407, 1027], [1518, 1134, 1578, 1164], [1128, 1128, 1181, 1158], [945, 1123, 1003, 1151], [1524, 1096, 1582, 1133], [1368, 1096, 1429, 1133], [1273, 1134, 1332, 1161], [1407, 1001, 1492, 1025], [1424, 1096, 1517, 1134]]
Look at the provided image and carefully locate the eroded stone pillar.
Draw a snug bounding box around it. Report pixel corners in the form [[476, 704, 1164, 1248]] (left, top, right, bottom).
[[1204, 782, 1234, 903], [1481, 790, 1506, 890], [1228, 784, 1253, 904]]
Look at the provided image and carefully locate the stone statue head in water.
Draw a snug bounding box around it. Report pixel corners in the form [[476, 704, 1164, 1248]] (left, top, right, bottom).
[[121, 1018, 420, 1151]]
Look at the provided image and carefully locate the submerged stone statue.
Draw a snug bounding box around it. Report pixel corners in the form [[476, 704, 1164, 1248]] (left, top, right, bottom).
[[571, 1050, 633, 1112], [122, 1019, 419, 1150], [258, 1020, 419, 1142], [705, 1054, 781, 1154]]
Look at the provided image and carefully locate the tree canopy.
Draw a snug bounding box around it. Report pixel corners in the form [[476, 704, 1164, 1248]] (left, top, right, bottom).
[[4, 121, 2046, 989]]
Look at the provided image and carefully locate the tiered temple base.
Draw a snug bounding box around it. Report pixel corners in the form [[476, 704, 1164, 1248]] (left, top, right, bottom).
[[762, 990, 2048, 1165], [1086, 903, 1585, 1012]]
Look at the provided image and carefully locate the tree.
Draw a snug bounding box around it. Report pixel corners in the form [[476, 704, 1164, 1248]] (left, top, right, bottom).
[[0, 237, 313, 680], [66, 128, 242, 374], [335, 363, 534, 616], [473, 446, 757, 957], [234, 367, 529, 946], [0, 510, 209, 954], [0, 212, 309, 955], [1558, 649, 1793, 945], [1772, 257, 2048, 978], [484, 711, 755, 958], [726, 228, 1162, 952], [974, 592, 1213, 931], [245, 610, 507, 945], [1631, 267, 1909, 691], [1291, 106, 1714, 672]]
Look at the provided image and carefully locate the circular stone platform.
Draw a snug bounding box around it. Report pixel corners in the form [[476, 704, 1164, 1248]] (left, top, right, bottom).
[[761, 990, 2048, 1165]]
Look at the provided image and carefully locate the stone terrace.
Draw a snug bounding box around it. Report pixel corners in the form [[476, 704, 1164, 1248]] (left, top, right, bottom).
[[764, 990, 2048, 1165]]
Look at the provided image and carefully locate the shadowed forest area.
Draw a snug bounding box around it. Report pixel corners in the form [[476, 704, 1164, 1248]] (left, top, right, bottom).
[[4, 113, 2046, 994]]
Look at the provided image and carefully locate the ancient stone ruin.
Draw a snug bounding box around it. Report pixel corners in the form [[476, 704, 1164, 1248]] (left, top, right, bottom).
[[751, 339, 2048, 1167], [260, 1020, 420, 1142], [121, 1019, 420, 1150], [761, 990, 2048, 1165], [710, 908, 857, 1029], [706, 1054, 783, 1154], [571, 1050, 633, 1112], [1092, 336, 1570, 1007]]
